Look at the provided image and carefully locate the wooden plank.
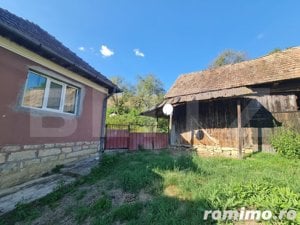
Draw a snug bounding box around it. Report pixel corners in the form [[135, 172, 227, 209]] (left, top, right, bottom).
[[169, 113, 173, 145], [237, 99, 243, 159]]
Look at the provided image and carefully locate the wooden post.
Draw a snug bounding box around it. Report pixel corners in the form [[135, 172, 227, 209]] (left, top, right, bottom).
[[168, 113, 173, 146], [237, 99, 243, 159]]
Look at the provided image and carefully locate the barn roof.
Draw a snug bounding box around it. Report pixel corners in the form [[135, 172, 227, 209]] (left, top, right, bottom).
[[166, 47, 300, 99], [0, 8, 120, 94], [142, 47, 300, 117]]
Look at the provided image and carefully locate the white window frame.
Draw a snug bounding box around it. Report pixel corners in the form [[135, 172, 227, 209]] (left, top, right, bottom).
[[22, 71, 79, 115]]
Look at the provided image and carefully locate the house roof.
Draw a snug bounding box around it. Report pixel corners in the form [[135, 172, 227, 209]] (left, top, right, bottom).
[[0, 8, 120, 94], [166, 47, 300, 99]]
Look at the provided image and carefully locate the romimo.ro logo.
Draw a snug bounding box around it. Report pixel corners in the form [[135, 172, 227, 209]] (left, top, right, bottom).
[[203, 208, 297, 221]]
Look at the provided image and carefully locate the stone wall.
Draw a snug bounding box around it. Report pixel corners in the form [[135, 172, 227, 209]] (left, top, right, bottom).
[[0, 141, 100, 189], [195, 145, 254, 158]]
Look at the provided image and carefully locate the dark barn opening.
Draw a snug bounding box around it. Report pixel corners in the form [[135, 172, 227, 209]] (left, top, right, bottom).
[[297, 93, 300, 111]]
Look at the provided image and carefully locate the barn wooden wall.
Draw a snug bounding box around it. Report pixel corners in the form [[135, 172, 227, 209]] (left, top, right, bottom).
[[172, 93, 300, 152]]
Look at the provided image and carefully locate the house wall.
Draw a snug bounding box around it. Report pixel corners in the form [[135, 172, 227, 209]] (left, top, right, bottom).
[[0, 46, 106, 189], [172, 94, 300, 156]]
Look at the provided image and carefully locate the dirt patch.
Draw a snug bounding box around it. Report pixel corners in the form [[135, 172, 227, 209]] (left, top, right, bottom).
[[27, 180, 151, 225], [20, 180, 109, 225], [164, 185, 180, 197], [78, 183, 105, 206], [21, 195, 77, 225], [108, 189, 137, 206]]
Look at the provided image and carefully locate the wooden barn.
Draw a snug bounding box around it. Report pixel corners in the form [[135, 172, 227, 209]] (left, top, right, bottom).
[[143, 47, 300, 157]]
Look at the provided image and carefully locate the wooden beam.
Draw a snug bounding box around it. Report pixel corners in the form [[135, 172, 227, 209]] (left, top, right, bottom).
[[168, 113, 173, 146], [237, 99, 243, 159]]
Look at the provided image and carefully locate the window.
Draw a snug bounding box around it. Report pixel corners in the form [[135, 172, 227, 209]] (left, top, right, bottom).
[[23, 71, 79, 114], [23, 72, 47, 108], [64, 86, 78, 114]]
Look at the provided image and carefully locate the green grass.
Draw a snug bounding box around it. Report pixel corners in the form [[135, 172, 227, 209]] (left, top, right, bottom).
[[112, 202, 143, 222], [75, 196, 112, 224], [1, 150, 299, 225]]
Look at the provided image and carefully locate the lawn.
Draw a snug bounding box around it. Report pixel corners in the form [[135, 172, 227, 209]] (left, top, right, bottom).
[[1, 150, 299, 225]]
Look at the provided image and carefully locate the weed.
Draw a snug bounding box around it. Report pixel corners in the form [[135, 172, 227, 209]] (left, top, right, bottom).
[[209, 182, 300, 223], [271, 128, 300, 159]]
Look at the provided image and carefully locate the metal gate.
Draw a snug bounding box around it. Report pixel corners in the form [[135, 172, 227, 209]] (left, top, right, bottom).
[[105, 124, 169, 150], [105, 124, 130, 149]]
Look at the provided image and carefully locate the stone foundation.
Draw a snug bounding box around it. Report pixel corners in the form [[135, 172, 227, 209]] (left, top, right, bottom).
[[0, 141, 100, 189], [195, 145, 254, 158]]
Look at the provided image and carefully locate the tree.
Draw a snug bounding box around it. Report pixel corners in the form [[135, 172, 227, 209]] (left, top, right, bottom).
[[106, 74, 167, 129], [134, 74, 165, 111], [209, 50, 248, 68], [108, 76, 134, 115]]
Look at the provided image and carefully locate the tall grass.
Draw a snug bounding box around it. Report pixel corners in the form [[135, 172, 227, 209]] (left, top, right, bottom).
[[1, 150, 299, 225]]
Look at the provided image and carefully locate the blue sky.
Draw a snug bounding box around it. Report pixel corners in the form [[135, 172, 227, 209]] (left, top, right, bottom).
[[1, 1, 299, 90]]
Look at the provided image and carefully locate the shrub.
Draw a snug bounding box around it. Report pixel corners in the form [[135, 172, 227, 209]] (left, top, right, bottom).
[[271, 128, 300, 159]]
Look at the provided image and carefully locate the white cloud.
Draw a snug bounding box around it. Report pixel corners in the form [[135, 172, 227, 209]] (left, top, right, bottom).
[[133, 48, 145, 57], [256, 33, 265, 40], [78, 46, 85, 51], [100, 45, 114, 57]]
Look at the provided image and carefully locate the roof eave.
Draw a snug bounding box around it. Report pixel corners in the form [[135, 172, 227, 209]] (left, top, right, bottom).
[[0, 22, 121, 94]]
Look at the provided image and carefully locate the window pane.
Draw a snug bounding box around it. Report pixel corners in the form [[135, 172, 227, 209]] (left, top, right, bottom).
[[23, 72, 47, 108], [64, 86, 77, 113], [47, 82, 63, 110]]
